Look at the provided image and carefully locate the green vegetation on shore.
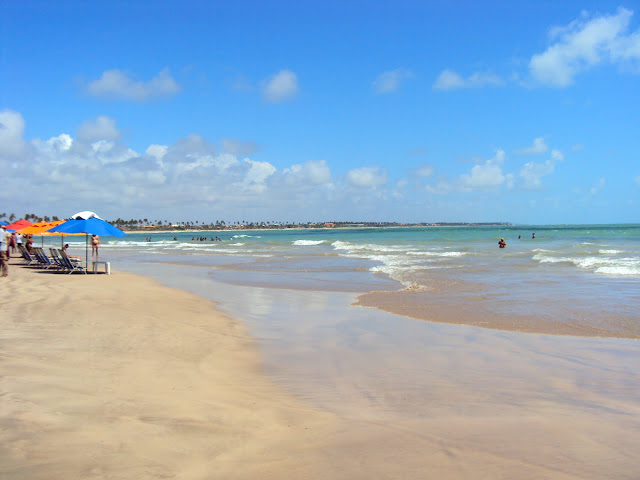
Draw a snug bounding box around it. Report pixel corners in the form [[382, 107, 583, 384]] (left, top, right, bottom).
[[1, 212, 511, 231]]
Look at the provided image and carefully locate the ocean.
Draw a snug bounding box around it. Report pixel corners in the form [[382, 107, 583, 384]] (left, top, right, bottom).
[[79, 223, 640, 338]]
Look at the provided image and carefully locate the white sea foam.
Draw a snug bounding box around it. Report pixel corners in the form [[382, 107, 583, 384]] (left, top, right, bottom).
[[231, 234, 261, 239], [331, 241, 412, 253], [595, 266, 640, 275], [407, 250, 466, 257], [293, 240, 325, 246], [533, 251, 640, 276]]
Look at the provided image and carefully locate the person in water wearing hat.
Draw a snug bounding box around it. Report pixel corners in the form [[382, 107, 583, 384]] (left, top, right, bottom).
[[498, 238, 506, 248]]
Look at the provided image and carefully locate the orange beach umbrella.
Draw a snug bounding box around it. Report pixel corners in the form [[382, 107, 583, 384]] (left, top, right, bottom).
[[16, 220, 66, 235], [16, 220, 84, 247]]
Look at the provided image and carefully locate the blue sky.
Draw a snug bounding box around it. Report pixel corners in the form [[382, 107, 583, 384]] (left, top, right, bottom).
[[1, 1, 639, 224]]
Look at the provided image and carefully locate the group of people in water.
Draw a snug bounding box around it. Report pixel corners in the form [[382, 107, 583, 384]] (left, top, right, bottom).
[[144, 236, 224, 242], [499, 232, 535, 248], [192, 236, 222, 242]]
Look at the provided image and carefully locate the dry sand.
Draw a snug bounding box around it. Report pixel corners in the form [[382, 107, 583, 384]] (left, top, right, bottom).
[[1, 259, 638, 479]]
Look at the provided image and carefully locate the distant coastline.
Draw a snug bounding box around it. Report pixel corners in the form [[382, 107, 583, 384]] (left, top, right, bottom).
[[119, 221, 513, 233]]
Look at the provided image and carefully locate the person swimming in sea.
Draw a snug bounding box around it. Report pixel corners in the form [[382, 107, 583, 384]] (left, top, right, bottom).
[[498, 238, 506, 248]]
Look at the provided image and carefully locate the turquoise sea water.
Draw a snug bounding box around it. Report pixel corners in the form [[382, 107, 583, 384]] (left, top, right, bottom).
[[100, 223, 640, 279], [77, 223, 640, 337], [100, 223, 640, 273]]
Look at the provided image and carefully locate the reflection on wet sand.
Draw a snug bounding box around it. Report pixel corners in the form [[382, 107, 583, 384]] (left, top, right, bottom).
[[116, 260, 640, 479]]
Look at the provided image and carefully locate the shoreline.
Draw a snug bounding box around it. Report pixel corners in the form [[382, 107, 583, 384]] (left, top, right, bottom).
[[2, 259, 639, 479]]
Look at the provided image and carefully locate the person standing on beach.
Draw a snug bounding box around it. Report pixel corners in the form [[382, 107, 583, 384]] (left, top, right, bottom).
[[91, 234, 100, 262], [9, 232, 17, 254], [0, 226, 8, 277]]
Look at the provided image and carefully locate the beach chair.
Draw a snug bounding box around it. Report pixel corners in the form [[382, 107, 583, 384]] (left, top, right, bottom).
[[33, 247, 55, 269], [59, 249, 87, 274], [18, 245, 39, 266], [49, 248, 67, 270]]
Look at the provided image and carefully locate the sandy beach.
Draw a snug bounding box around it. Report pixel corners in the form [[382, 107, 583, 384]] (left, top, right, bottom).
[[1, 258, 639, 479]]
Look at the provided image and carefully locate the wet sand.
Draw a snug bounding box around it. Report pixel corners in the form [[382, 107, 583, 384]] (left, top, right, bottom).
[[1, 259, 639, 479], [355, 288, 640, 339]]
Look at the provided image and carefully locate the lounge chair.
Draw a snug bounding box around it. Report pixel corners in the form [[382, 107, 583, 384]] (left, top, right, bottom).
[[49, 248, 67, 270], [59, 249, 87, 274], [18, 245, 39, 266], [32, 247, 55, 269]]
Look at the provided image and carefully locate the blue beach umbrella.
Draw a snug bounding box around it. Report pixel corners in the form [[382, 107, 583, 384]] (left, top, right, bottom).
[[49, 215, 126, 267], [50, 217, 126, 237]]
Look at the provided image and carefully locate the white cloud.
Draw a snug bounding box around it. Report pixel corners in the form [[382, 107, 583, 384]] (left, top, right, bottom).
[[425, 181, 454, 195], [0, 109, 28, 158], [551, 149, 565, 161], [425, 150, 510, 193], [89, 140, 139, 165], [519, 159, 556, 189], [146, 144, 168, 160], [461, 163, 505, 189], [212, 153, 240, 172], [46, 134, 73, 153], [221, 138, 259, 156], [346, 166, 387, 189], [505, 173, 515, 189], [5, 109, 590, 223], [262, 70, 299, 103], [373, 68, 413, 94], [433, 69, 504, 90], [0, 112, 365, 220], [78, 116, 120, 142], [515, 137, 548, 155], [529, 7, 640, 86], [241, 158, 276, 192], [416, 165, 435, 177], [590, 177, 606, 195], [86, 67, 181, 101], [283, 160, 332, 186], [517, 146, 565, 189]]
